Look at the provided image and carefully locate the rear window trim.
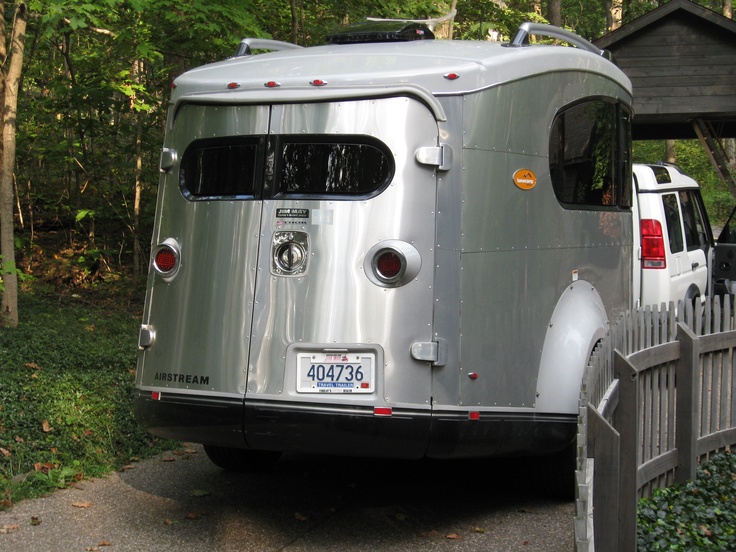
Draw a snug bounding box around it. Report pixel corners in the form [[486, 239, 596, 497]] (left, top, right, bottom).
[[179, 136, 266, 201], [269, 134, 396, 201]]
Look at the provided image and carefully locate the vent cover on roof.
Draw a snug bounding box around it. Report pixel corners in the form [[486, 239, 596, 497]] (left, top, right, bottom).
[[325, 21, 434, 44]]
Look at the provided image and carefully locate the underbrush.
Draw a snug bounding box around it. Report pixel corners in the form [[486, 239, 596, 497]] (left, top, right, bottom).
[[638, 451, 736, 550], [0, 291, 176, 510]]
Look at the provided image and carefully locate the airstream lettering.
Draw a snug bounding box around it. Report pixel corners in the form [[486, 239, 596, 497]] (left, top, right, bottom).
[[134, 21, 634, 494]]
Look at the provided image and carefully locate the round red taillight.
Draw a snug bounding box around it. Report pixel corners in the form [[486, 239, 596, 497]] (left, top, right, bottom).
[[364, 240, 420, 288], [374, 250, 405, 281], [154, 246, 177, 274]]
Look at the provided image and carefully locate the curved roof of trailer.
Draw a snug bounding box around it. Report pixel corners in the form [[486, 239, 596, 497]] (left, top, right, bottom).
[[170, 39, 633, 107]]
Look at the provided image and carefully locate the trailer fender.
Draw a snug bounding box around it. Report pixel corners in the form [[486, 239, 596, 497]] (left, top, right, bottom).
[[535, 281, 609, 415]]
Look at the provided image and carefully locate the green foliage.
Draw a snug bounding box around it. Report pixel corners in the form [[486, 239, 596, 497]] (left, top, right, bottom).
[[0, 293, 175, 509], [638, 451, 736, 550], [453, 0, 546, 41]]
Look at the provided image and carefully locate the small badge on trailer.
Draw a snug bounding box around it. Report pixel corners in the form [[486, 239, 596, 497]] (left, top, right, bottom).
[[513, 169, 537, 190]]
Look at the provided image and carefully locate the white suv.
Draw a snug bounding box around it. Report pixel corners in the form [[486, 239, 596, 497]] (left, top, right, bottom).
[[632, 163, 713, 309]]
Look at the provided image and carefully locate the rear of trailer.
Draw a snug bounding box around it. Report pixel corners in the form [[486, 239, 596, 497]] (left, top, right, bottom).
[[135, 23, 633, 485]]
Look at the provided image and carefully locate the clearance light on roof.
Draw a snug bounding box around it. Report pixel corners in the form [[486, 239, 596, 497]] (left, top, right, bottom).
[[264, 81, 281, 88], [640, 219, 666, 269], [310, 79, 328, 87], [227, 82, 241, 89], [444, 73, 460, 80]]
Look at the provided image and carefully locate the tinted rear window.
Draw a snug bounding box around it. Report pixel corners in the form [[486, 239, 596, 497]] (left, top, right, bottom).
[[275, 136, 394, 197], [180, 137, 263, 199]]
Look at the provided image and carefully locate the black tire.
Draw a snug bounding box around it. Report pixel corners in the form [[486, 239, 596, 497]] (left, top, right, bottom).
[[203, 445, 282, 472], [534, 441, 577, 500]]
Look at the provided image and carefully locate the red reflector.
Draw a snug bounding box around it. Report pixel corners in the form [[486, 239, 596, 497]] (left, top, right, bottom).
[[151, 392, 161, 400], [310, 79, 327, 86], [376, 250, 403, 279], [640, 219, 666, 269], [374, 407, 393, 416], [227, 82, 241, 89], [264, 81, 280, 88], [360, 382, 370, 389], [469, 411, 480, 421], [154, 248, 177, 273], [444, 73, 460, 80]]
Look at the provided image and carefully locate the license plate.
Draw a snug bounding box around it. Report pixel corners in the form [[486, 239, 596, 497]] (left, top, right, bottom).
[[297, 352, 375, 393]]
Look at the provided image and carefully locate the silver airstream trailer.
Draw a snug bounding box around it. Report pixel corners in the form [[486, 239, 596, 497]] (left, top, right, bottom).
[[135, 21, 633, 492]]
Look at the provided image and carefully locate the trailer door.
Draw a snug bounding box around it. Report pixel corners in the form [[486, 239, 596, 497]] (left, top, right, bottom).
[[245, 97, 439, 458], [137, 103, 270, 415]]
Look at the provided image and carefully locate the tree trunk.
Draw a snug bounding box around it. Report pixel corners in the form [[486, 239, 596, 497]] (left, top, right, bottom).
[[0, 3, 28, 328], [290, 0, 298, 45], [609, 0, 623, 31], [725, 0, 733, 18], [547, 0, 561, 27], [447, 0, 458, 39], [665, 140, 676, 164], [133, 104, 143, 279]]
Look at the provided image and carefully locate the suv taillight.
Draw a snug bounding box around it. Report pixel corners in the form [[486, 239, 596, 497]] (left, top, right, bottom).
[[640, 219, 666, 269]]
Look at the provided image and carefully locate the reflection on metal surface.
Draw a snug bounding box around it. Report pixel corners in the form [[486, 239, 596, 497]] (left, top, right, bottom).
[[272, 231, 309, 276]]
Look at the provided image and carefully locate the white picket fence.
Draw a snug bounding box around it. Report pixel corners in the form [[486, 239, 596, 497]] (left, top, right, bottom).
[[574, 296, 736, 551]]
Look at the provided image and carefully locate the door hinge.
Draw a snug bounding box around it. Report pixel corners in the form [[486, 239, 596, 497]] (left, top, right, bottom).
[[415, 144, 452, 171], [411, 338, 448, 367]]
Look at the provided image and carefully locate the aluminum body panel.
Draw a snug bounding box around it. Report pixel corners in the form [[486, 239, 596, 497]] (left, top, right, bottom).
[[171, 40, 631, 102], [452, 71, 633, 411], [136, 105, 270, 398], [247, 98, 438, 412]]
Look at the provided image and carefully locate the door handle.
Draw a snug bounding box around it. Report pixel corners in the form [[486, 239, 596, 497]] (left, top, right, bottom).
[[692, 262, 700, 270]]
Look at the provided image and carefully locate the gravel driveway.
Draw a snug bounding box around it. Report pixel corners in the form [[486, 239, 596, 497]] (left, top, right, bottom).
[[0, 445, 574, 551]]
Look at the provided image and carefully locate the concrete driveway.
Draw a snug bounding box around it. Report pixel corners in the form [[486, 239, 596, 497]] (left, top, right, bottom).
[[0, 445, 573, 551]]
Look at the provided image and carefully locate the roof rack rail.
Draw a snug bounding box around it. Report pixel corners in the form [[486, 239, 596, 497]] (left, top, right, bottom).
[[508, 22, 606, 57], [233, 38, 303, 58]]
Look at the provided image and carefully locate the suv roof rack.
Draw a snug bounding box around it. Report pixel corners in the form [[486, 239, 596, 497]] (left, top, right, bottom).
[[325, 21, 434, 44], [233, 38, 303, 58], [508, 22, 606, 57]]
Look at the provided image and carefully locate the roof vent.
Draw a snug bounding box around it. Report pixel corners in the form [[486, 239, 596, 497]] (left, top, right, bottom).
[[325, 21, 434, 44]]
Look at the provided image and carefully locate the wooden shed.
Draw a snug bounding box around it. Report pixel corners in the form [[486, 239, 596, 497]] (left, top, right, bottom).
[[594, 0, 736, 183]]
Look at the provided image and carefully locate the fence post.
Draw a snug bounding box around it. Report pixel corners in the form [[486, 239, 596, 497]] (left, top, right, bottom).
[[675, 322, 699, 484], [587, 403, 620, 552], [614, 350, 638, 551]]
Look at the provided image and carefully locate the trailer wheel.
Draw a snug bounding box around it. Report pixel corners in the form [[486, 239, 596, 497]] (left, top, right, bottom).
[[203, 445, 282, 472], [535, 441, 576, 500]]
